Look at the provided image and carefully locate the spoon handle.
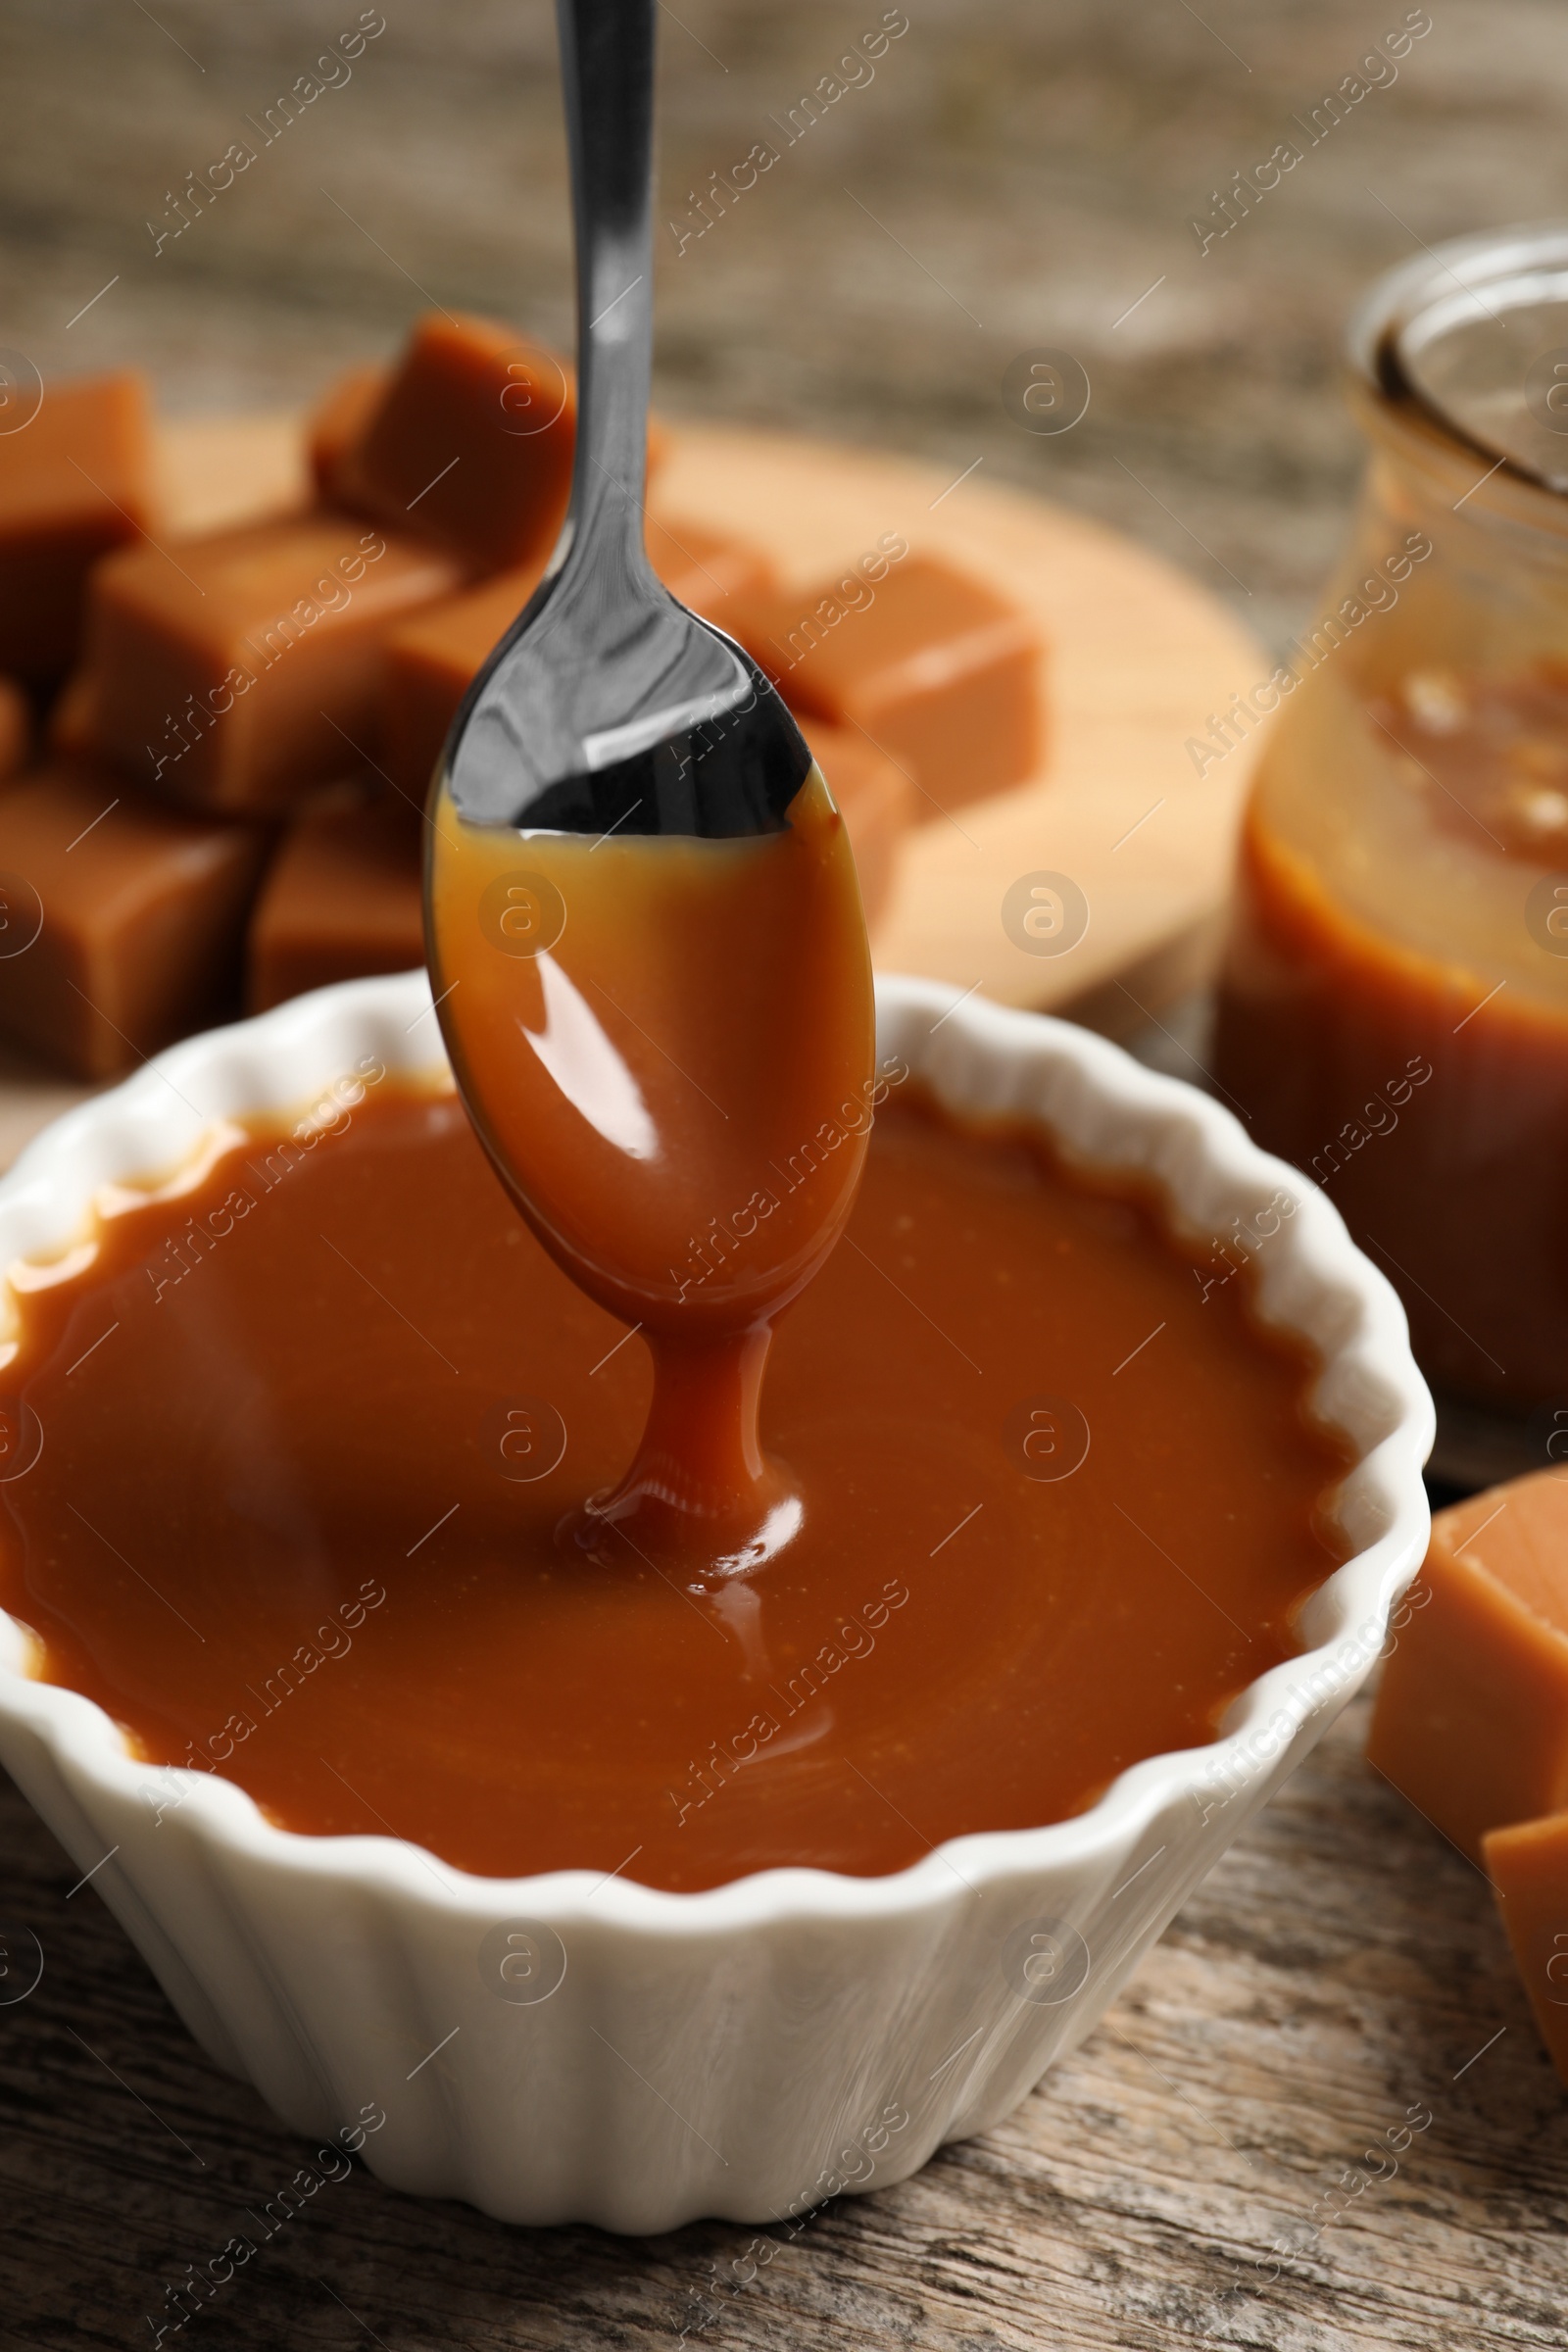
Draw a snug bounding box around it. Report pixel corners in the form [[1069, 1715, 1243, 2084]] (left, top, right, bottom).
[[558, 0, 658, 581]]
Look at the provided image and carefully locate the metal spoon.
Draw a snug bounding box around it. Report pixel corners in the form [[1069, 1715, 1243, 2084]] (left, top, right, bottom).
[[436, 0, 809, 839]]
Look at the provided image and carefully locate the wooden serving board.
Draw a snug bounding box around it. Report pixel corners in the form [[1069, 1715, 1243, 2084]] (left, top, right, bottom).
[[0, 415, 1268, 1172]]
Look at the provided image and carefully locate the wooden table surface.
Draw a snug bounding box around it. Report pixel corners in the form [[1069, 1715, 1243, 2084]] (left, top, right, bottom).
[[5, 1684, 1566, 2350]]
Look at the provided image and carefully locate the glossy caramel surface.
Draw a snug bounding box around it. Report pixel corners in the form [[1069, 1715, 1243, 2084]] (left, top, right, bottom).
[[0, 1081, 1348, 1890]]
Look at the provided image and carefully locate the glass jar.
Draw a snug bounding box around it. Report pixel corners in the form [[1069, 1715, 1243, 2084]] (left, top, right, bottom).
[[1211, 225, 1568, 1436]]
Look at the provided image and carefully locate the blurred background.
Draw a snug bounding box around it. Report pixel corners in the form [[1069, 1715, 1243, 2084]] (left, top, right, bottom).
[[6, 0, 1565, 659]]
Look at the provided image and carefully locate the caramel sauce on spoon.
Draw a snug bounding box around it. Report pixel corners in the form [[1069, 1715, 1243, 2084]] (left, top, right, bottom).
[[426, 768, 873, 1573]]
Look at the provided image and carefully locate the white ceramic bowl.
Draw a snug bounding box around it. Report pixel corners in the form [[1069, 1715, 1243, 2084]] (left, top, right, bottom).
[[0, 970, 1432, 2231]]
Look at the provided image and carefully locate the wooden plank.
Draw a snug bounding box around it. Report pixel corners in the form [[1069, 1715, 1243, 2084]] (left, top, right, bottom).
[[3, 1684, 1562, 2348]]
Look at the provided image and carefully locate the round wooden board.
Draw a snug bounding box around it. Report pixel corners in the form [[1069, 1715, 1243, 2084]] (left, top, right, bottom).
[[0, 415, 1268, 1170]]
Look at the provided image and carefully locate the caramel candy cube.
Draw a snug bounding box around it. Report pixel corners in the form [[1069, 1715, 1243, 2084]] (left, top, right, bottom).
[[84, 513, 465, 816], [737, 551, 1041, 811], [800, 720, 911, 929], [0, 677, 31, 782], [1368, 1470, 1568, 1859], [248, 792, 423, 1011], [1483, 1812, 1568, 2086], [307, 364, 388, 501], [0, 370, 155, 679], [334, 315, 576, 575], [47, 668, 98, 761], [0, 763, 270, 1078]]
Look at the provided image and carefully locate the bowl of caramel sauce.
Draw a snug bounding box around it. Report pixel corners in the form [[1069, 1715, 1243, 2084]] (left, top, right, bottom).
[[0, 968, 1431, 2230]]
